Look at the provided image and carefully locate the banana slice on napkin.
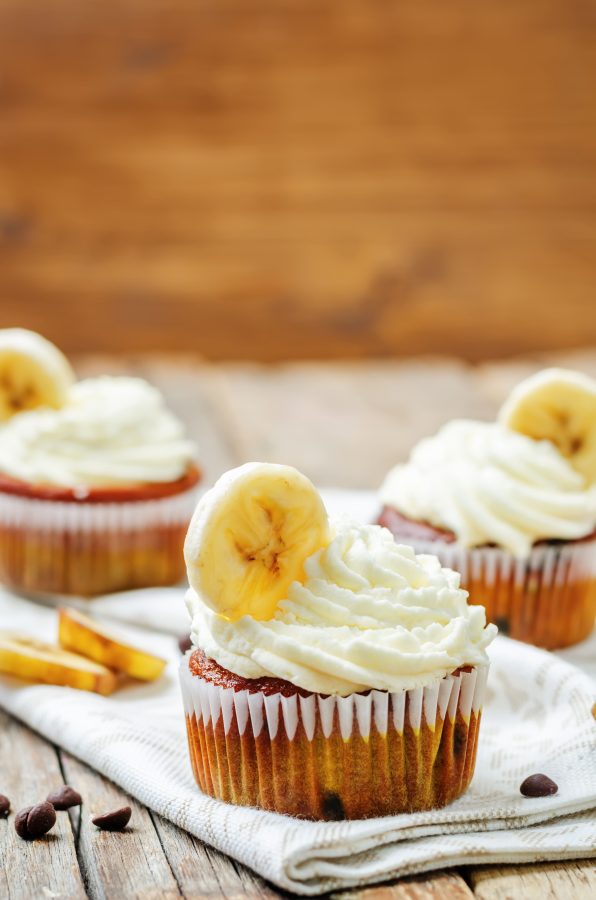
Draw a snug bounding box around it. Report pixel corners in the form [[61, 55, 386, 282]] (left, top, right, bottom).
[[58, 608, 167, 682], [0, 634, 118, 695]]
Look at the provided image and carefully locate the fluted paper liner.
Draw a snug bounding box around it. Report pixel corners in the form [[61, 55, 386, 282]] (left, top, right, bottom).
[[180, 660, 488, 820], [401, 537, 596, 649], [0, 486, 198, 597]]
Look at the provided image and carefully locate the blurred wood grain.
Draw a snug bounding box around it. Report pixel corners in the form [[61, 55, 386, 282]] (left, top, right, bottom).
[[0, 0, 595, 360]]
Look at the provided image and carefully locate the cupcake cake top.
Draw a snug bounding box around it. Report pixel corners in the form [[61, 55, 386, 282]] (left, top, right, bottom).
[[380, 369, 596, 558], [0, 329, 196, 489], [185, 462, 496, 696]]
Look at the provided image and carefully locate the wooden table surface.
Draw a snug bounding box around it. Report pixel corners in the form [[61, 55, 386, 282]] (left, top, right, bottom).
[[2, 352, 596, 900]]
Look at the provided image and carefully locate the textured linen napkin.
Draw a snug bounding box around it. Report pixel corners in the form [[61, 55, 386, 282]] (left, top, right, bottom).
[[1, 587, 595, 895]]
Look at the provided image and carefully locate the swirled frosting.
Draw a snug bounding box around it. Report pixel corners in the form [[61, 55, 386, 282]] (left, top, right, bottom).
[[187, 520, 496, 696], [380, 420, 596, 557], [0, 376, 197, 488]]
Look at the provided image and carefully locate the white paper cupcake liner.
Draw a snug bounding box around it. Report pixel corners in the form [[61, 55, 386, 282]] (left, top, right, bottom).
[[179, 659, 489, 741], [403, 537, 596, 587], [0, 485, 199, 532], [393, 535, 596, 647]]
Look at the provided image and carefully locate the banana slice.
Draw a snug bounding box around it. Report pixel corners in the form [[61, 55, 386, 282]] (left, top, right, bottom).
[[184, 462, 331, 621], [0, 328, 75, 421], [498, 367, 596, 482], [0, 634, 118, 695], [58, 608, 167, 682]]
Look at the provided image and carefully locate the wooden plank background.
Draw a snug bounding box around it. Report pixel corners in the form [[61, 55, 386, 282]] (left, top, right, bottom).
[[0, 0, 595, 361]]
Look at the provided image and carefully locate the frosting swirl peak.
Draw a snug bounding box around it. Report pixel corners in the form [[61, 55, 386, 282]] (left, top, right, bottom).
[[380, 420, 596, 557], [187, 520, 496, 696], [0, 376, 197, 488]]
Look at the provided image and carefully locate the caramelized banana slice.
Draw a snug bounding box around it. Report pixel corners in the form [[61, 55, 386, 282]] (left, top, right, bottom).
[[58, 608, 167, 682], [0, 634, 118, 695]]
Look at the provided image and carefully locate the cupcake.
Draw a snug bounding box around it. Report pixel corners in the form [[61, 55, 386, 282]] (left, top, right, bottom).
[[379, 368, 596, 649], [0, 329, 200, 597], [180, 462, 495, 820]]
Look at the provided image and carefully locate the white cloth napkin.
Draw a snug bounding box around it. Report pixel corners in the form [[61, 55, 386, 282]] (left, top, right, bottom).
[[1, 488, 595, 894], [1, 589, 595, 894]]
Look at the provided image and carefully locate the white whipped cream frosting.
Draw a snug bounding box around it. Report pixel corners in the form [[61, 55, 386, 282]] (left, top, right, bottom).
[[380, 420, 596, 557], [0, 376, 197, 489], [187, 520, 496, 696]]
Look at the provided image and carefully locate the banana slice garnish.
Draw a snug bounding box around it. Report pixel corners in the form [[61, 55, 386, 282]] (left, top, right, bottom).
[[58, 608, 167, 682], [184, 462, 331, 621], [0, 633, 118, 695], [498, 367, 596, 483], [0, 328, 74, 421]]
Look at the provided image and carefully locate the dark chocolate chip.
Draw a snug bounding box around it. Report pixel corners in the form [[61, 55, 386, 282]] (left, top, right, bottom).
[[0, 794, 10, 817], [494, 617, 510, 635], [47, 786, 82, 811], [14, 807, 31, 839], [322, 792, 345, 821], [520, 773, 558, 797], [14, 802, 56, 840], [178, 634, 192, 655], [453, 722, 468, 757], [91, 806, 131, 832]]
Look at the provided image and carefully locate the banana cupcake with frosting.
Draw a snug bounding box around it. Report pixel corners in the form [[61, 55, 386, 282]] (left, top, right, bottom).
[[181, 462, 495, 820], [379, 368, 596, 649], [0, 328, 200, 597]]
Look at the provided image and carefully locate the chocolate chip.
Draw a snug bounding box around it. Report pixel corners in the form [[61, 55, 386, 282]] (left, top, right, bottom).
[[520, 773, 558, 797], [0, 795, 10, 817], [494, 617, 510, 635], [14, 802, 57, 840], [322, 792, 345, 821], [178, 634, 192, 654], [14, 808, 31, 839], [453, 722, 468, 757], [91, 806, 131, 831], [47, 786, 82, 811]]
